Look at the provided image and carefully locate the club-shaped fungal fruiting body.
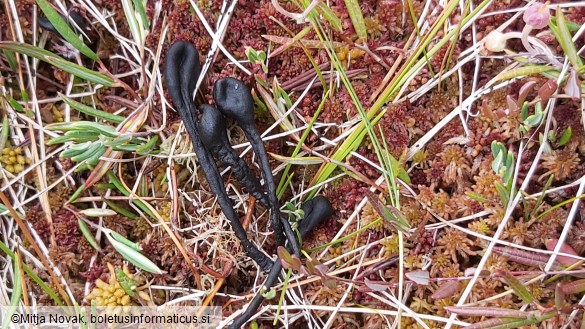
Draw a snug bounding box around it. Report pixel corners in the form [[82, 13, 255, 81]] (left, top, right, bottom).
[[298, 196, 334, 238], [165, 41, 273, 271], [197, 103, 301, 256], [165, 41, 201, 116], [197, 104, 301, 257], [213, 77, 286, 247], [228, 196, 334, 329], [197, 104, 267, 203], [165, 40, 333, 329]]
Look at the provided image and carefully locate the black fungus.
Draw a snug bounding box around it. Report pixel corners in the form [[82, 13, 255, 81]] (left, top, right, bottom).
[[165, 41, 272, 271], [228, 196, 334, 329], [213, 77, 286, 247], [197, 104, 267, 203], [298, 196, 334, 238]]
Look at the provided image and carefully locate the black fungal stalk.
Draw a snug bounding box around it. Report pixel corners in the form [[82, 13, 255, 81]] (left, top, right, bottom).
[[227, 197, 333, 329], [213, 77, 286, 247], [166, 40, 334, 329], [197, 104, 266, 203], [165, 41, 272, 271], [197, 104, 301, 257]]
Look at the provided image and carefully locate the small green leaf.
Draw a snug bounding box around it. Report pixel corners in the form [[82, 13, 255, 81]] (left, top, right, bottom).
[[104, 135, 132, 148], [47, 121, 119, 138], [77, 218, 100, 251], [3, 50, 17, 72], [115, 268, 136, 297], [108, 236, 163, 274], [8, 98, 24, 113], [104, 200, 138, 219], [262, 287, 276, 299], [60, 94, 124, 123], [558, 127, 572, 146], [503, 150, 515, 184], [520, 101, 529, 120], [110, 231, 141, 251], [0, 42, 116, 86], [136, 135, 159, 155], [491, 148, 505, 175], [494, 181, 509, 207], [524, 112, 544, 127], [68, 185, 85, 203], [35, 0, 99, 61], [498, 269, 534, 303], [465, 191, 489, 204], [71, 142, 103, 162], [277, 246, 301, 270]]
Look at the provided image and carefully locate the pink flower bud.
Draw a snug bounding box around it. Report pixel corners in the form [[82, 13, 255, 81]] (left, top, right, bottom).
[[523, 2, 550, 29]]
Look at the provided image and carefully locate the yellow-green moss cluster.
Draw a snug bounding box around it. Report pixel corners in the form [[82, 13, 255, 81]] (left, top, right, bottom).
[[1, 147, 31, 174]]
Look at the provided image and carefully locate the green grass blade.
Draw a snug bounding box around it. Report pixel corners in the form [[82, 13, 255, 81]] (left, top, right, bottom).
[[551, 8, 583, 69], [276, 90, 329, 198], [121, 0, 143, 47], [60, 94, 124, 123], [2, 49, 17, 72], [307, 0, 492, 194], [0, 42, 116, 86], [493, 65, 555, 83], [0, 115, 8, 150], [343, 0, 367, 41], [35, 0, 99, 61], [316, 3, 342, 32], [3, 252, 22, 329], [77, 218, 100, 251], [131, 0, 149, 29], [107, 171, 156, 219], [0, 241, 64, 306]]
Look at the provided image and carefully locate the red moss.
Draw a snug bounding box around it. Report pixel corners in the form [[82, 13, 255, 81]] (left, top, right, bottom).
[[53, 208, 82, 252]]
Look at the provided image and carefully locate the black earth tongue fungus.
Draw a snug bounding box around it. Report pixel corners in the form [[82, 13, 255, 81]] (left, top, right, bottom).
[[228, 196, 334, 329], [164, 41, 273, 272], [197, 104, 302, 257], [213, 77, 286, 248], [197, 104, 267, 203], [298, 196, 334, 238]]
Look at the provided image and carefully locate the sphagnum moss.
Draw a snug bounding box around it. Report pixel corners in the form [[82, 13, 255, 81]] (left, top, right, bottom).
[[1, 147, 32, 174], [86, 263, 150, 307]]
